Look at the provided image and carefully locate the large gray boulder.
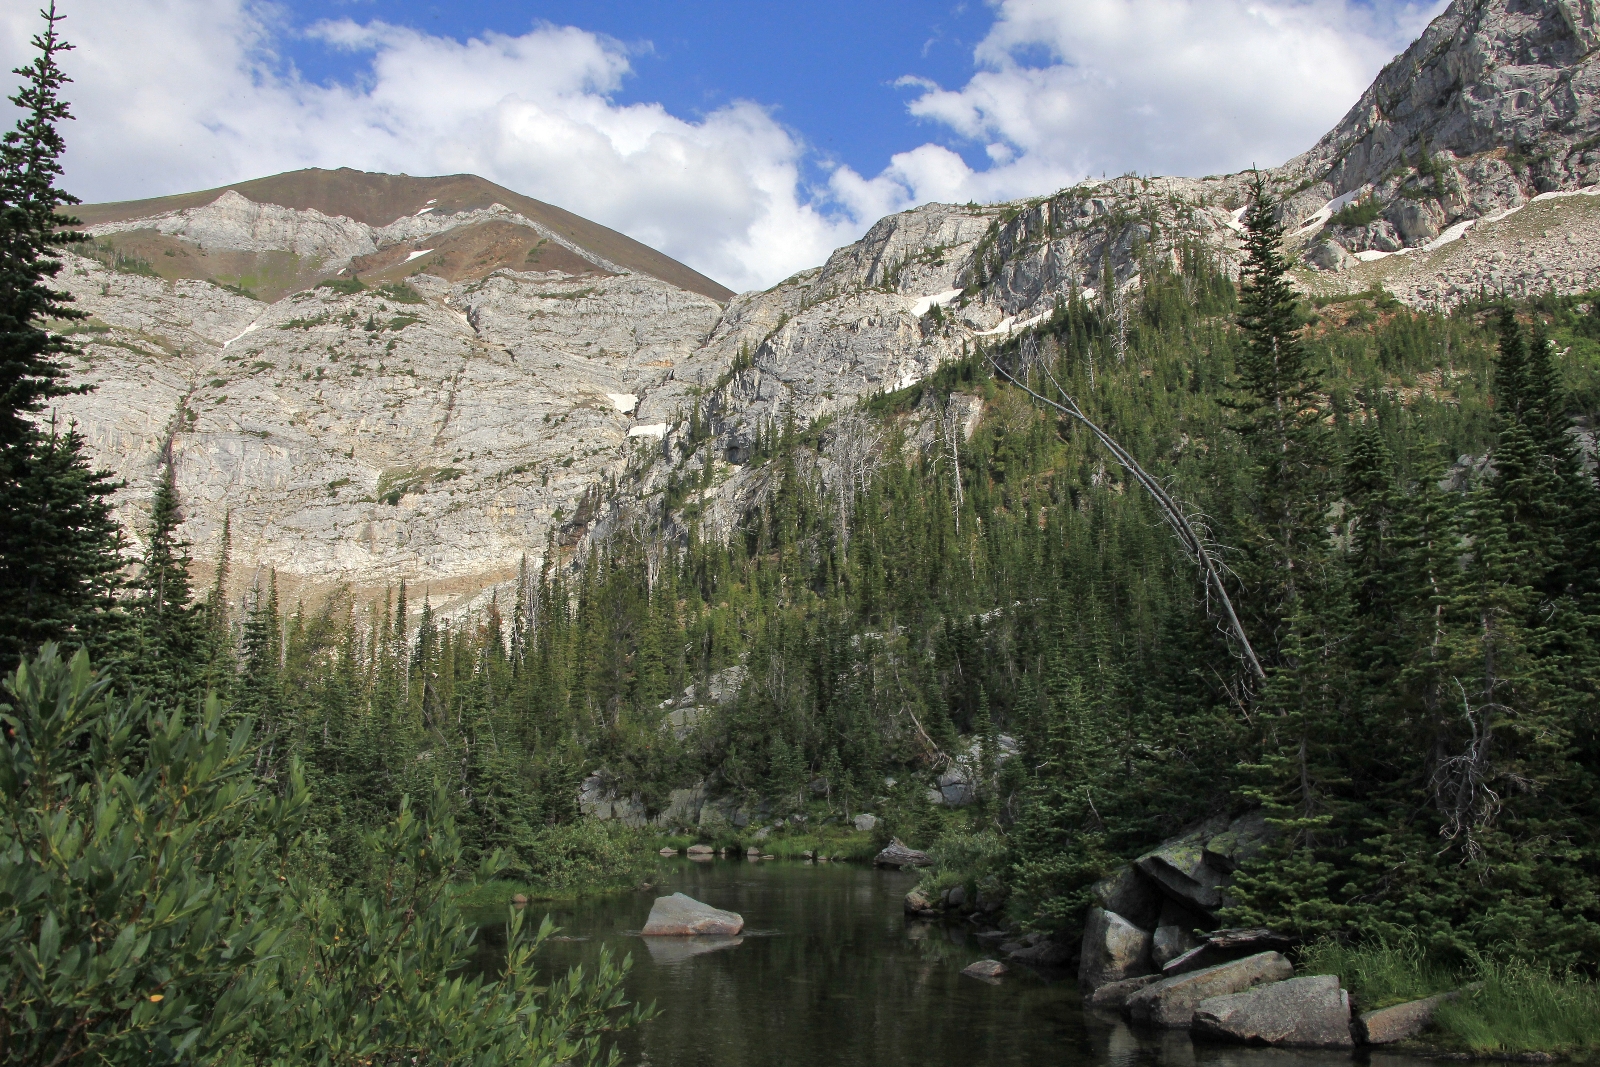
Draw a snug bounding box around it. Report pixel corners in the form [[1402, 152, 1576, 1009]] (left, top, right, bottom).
[[1126, 951, 1294, 1027], [1091, 865, 1164, 930], [641, 893, 745, 936], [1134, 815, 1230, 912], [1193, 974, 1355, 1048], [1078, 907, 1155, 991], [1356, 993, 1450, 1045], [873, 838, 932, 868]]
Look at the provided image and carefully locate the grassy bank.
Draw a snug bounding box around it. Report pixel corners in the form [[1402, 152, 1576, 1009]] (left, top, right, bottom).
[[1303, 938, 1600, 1056]]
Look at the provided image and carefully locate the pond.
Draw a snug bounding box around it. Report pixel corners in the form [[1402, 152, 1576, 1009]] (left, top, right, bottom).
[[479, 858, 1433, 1067]]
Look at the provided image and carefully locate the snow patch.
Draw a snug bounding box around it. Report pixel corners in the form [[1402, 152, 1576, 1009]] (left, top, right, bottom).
[[1532, 184, 1600, 203], [1298, 189, 1363, 233], [1224, 207, 1248, 234], [1424, 219, 1475, 252], [627, 423, 667, 439], [404, 249, 433, 263], [977, 310, 1051, 337], [910, 289, 963, 317], [221, 319, 261, 349], [1353, 249, 1397, 262], [413, 207, 434, 216], [606, 393, 638, 413]]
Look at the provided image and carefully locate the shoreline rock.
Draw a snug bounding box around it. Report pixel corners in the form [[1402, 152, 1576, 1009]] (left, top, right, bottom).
[[1125, 951, 1295, 1028]]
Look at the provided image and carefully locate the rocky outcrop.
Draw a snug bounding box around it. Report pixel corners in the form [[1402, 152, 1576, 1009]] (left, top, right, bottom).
[[1078, 908, 1156, 990], [1192, 974, 1355, 1048], [1124, 952, 1295, 1028], [1078, 813, 1278, 992], [640, 893, 744, 936]]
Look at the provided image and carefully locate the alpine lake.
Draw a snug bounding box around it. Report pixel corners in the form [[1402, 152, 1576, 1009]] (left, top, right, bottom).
[[471, 857, 1443, 1067]]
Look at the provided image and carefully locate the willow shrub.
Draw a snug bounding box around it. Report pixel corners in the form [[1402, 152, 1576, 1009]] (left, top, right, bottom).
[[0, 645, 649, 1066]]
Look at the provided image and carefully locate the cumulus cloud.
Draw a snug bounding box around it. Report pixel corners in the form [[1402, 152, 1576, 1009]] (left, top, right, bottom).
[[1, 0, 1448, 291], [830, 0, 1448, 218], [0, 0, 858, 291]]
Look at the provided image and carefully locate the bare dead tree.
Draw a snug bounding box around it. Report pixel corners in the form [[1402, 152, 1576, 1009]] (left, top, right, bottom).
[[986, 345, 1266, 681], [825, 410, 885, 560], [1429, 681, 1505, 861], [939, 399, 966, 532]]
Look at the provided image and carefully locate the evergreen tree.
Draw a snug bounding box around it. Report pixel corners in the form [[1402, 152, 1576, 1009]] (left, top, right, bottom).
[[0, 9, 125, 665]]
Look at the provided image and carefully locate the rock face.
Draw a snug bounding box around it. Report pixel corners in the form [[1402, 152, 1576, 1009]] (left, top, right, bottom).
[[1356, 993, 1451, 1045], [1125, 952, 1296, 1028], [1078, 908, 1156, 991], [56, 2, 1600, 634], [1192, 975, 1355, 1049], [640, 893, 744, 936]]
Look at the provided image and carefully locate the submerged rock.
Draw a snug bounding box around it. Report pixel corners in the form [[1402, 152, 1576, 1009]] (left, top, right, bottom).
[[641, 893, 745, 936], [1192, 974, 1354, 1048]]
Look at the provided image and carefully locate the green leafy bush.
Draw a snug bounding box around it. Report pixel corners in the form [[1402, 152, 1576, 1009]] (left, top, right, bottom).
[[0, 645, 650, 1066]]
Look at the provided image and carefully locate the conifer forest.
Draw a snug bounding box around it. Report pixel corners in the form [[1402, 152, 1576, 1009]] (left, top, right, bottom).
[[5, 8, 1600, 1065]]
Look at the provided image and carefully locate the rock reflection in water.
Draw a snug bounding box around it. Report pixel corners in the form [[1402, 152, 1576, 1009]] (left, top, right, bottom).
[[642, 935, 745, 965]]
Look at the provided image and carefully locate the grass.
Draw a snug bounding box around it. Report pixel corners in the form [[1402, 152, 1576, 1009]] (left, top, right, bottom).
[[1301, 935, 1458, 1011], [1435, 961, 1600, 1056], [1302, 936, 1600, 1055], [377, 281, 424, 304]]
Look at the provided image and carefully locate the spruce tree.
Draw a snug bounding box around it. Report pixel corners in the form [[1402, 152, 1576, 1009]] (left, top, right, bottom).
[[0, 8, 125, 665]]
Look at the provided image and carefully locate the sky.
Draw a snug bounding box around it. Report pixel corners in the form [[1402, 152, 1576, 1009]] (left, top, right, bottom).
[[1, 0, 1448, 292]]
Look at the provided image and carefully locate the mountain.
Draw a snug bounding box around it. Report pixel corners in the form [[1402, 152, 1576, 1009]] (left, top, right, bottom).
[[75, 168, 733, 302], [46, 0, 1600, 614]]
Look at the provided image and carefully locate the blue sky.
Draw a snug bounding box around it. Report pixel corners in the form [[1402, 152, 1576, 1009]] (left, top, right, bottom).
[[2, 0, 1447, 290], [272, 0, 1001, 185]]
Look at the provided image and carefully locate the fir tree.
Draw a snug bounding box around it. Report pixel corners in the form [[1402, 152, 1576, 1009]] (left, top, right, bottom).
[[0, 8, 125, 665]]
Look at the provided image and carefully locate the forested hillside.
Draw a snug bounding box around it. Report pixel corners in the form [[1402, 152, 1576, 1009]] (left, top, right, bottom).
[[142, 196, 1600, 966]]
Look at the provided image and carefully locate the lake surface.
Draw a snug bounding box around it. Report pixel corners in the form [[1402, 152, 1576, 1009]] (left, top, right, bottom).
[[481, 859, 1432, 1067]]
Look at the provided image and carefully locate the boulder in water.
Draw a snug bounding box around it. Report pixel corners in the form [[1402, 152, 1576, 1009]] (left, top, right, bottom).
[[962, 959, 1007, 980], [1125, 950, 1294, 1027], [1192, 974, 1355, 1048], [641, 893, 745, 936]]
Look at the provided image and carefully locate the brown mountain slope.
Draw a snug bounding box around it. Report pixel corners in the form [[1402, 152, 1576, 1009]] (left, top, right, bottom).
[[73, 167, 733, 302]]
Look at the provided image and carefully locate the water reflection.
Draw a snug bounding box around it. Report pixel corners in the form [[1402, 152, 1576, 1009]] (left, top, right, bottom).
[[477, 860, 1442, 1067]]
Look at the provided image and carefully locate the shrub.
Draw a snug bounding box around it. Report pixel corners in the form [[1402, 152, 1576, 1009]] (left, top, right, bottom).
[[315, 275, 365, 295], [0, 645, 650, 1066], [1330, 198, 1383, 228]]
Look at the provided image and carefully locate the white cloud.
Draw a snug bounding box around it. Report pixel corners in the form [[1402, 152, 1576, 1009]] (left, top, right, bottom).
[[1, 0, 1447, 291], [0, 0, 858, 292], [830, 0, 1448, 216]]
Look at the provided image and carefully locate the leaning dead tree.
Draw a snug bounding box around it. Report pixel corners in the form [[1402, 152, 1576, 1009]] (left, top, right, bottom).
[[986, 346, 1266, 682]]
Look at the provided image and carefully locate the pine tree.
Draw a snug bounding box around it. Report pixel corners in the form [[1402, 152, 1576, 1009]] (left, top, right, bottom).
[[0, 9, 125, 665], [128, 460, 208, 699]]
